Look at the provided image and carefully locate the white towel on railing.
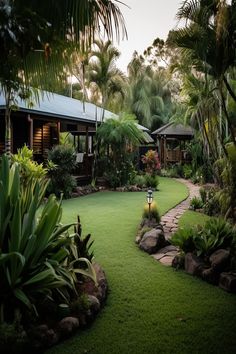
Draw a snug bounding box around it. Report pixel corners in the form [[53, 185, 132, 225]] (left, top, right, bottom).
[[76, 153, 84, 163]]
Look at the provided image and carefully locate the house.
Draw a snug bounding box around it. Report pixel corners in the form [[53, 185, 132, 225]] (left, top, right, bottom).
[[152, 122, 194, 168], [0, 90, 118, 182], [0, 90, 151, 182]]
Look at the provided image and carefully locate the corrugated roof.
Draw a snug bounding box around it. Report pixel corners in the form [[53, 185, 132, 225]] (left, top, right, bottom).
[[0, 90, 116, 124], [0, 90, 150, 133], [152, 122, 194, 136]]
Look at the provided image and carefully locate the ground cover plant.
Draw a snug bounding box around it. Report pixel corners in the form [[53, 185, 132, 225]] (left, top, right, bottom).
[[47, 178, 236, 354]]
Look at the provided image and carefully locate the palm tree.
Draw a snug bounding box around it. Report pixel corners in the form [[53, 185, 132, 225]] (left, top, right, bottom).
[[88, 39, 127, 118], [126, 52, 173, 130], [96, 113, 144, 186], [0, 0, 127, 153], [167, 0, 236, 144]]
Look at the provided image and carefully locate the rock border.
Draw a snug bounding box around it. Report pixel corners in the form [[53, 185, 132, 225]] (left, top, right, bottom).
[[16, 263, 108, 353]]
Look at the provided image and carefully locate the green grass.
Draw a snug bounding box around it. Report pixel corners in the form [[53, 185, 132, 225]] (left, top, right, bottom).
[[179, 210, 212, 228], [47, 178, 236, 354]]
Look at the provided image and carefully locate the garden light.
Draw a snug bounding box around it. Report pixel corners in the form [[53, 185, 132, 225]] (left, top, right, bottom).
[[146, 189, 153, 220]]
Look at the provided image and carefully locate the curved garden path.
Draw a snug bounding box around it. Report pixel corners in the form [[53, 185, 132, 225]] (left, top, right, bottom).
[[47, 178, 236, 354], [161, 178, 201, 239], [151, 179, 201, 266]]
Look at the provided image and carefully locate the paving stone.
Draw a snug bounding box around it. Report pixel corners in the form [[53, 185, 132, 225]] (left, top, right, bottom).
[[159, 256, 174, 266], [147, 179, 201, 266], [152, 253, 165, 261], [156, 245, 178, 253]]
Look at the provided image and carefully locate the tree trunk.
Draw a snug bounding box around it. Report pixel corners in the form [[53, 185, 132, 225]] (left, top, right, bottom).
[[223, 75, 236, 103], [219, 87, 236, 146]]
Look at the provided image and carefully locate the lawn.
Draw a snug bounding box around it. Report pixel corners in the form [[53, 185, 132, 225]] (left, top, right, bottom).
[[179, 210, 212, 228], [47, 177, 236, 354]]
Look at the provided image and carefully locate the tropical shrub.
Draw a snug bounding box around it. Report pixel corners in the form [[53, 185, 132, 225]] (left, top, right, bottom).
[[171, 227, 196, 254], [71, 216, 94, 262], [142, 201, 161, 223], [213, 143, 236, 219], [144, 173, 159, 189], [183, 164, 192, 179], [141, 149, 161, 175], [194, 218, 236, 257], [189, 196, 203, 210], [97, 114, 143, 187], [47, 145, 77, 198], [172, 217, 236, 259], [202, 187, 220, 216], [132, 174, 146, 188], [0, 155, 96, 325], [199, 187, 207, 204]]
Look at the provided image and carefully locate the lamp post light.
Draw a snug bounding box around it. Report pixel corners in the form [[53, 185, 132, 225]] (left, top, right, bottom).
[[146, 188, 153, 220]]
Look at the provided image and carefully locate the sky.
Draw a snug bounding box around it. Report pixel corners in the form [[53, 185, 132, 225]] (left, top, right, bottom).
[[114, 0, 182, 72]]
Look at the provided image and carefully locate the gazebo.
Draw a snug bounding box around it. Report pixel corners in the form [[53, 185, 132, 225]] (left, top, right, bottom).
[[152, 122, 194, 168]]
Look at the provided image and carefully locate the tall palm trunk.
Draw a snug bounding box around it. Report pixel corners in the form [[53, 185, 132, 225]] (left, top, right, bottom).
[[223, 75, 236, 104], [219, 86, 236, 145]]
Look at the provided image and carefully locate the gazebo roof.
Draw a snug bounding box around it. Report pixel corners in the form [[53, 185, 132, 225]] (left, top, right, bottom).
[[152, 122, 194, 137]]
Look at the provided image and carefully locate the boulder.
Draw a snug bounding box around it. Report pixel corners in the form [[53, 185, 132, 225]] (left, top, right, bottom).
[[172, 254, 185, 269], [209, 249, 230, 272], [87, 295, 101, 314], [219, 272, 236, 293], [185, 253, 205, 277], [58, 317, 79, 337], [139, 228, 166, 254], [29, 324, 59, 348], [202, 267, 220, 285], [140, 218, 162, 229], [77, 262, 108, 304]]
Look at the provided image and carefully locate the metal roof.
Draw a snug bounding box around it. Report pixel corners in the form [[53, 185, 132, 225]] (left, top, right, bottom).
[[0, 90, 116, 124], [0, 90, 151, 134], [152, 122, 194, 136]]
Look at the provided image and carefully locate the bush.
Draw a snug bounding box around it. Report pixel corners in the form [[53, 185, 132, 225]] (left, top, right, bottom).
[[194, 217, 236, 257], [47, 145, 77, 198], [171, 227, 196, 254], [190, 196, 203, 210], [132, 174, 146, 188], [202, 187, 220, 216], [183, 164, 192, 179], [144, 174, 159, 189], [199, 187, 207, 204], [142, 201, 161, 223], [172, 216, 236, 258]]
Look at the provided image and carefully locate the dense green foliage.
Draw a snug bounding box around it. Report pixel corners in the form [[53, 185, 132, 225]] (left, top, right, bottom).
[[47, 145, 77, 198], [0, 155, 96, 328], [171, 216, 236, 258], [47, 178, 236, 354], [97, 114, 144, 187]]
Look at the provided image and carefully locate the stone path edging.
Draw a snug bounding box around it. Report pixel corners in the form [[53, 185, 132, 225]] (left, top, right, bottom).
[[152, 179, 201, 266]]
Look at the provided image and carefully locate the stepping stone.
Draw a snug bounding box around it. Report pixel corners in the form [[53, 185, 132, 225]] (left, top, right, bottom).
[[152, 253, 165, 261], [155, 245, 178, 254], [159, 256, 174, 266]]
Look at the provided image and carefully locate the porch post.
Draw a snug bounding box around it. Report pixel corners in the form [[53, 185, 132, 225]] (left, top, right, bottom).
[[164, 135, 167, 169], [28, 114, 33, 149], [85, 126, 89, 176]]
